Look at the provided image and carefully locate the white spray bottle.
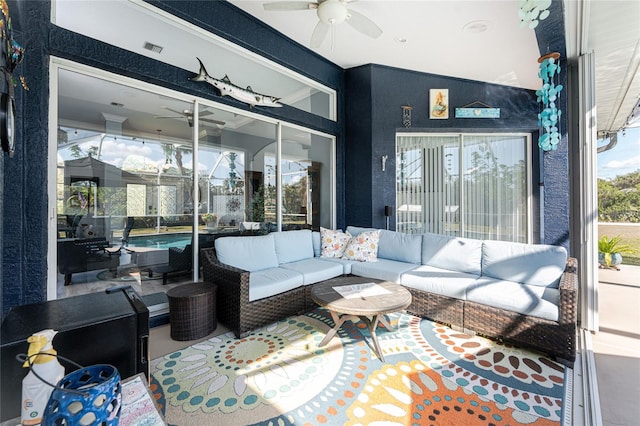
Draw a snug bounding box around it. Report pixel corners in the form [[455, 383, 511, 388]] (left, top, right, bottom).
[[21, 329, 65, 426]]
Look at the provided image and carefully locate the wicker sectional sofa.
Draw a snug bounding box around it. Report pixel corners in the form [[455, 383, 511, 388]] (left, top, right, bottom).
[[201, 227, 577, 365]]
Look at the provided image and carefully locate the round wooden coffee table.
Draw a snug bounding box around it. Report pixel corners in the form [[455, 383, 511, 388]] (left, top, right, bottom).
[[311, 276, 412, 361]]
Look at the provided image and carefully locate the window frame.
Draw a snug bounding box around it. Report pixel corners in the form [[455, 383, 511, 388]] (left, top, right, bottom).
[[48, 57, 336, 300], [395, 132, 533, 243]]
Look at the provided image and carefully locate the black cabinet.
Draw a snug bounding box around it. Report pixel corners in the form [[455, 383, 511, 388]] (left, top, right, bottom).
[[0, 288, 149, 422]]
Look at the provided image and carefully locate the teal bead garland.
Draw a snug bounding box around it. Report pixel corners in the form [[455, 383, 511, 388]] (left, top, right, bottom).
[[536, 52, 563, 151]]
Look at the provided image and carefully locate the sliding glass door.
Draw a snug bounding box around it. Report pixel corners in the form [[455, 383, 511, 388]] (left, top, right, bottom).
[[396, 133, 531, 242], [53, 62, 335, 298]]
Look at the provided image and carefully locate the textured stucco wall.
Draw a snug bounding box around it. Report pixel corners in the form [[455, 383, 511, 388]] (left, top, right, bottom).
[[1, 0, 571, 317], [1, 0, 345, 317], [344, 64, 545, 232]]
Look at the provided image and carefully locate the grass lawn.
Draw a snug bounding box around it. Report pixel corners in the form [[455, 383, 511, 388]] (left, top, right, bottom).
[[599, 223, 640, 266]]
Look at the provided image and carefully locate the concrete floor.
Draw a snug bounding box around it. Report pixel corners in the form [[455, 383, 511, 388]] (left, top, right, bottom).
[[593, 265, 640, 426]]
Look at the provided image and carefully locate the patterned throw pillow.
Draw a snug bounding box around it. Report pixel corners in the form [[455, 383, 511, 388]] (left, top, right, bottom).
[[320, 227, 352, 258], [341, 230, 381, 262]]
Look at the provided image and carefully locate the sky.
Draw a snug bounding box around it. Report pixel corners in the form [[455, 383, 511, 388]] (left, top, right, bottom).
[[597, 126, 640, 180]]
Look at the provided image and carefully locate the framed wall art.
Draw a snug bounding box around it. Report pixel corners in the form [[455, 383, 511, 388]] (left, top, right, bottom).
[[429, 89, 449, 119]]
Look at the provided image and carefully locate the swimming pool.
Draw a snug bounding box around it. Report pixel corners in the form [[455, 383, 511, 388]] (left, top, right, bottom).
[[127, 233, 191, 249]]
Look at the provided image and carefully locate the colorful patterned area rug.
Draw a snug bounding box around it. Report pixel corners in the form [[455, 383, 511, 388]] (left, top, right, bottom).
[[150, 308, 570, 425]]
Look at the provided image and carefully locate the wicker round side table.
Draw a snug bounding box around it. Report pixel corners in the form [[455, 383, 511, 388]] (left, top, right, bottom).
[[166, 282, 217, 341]]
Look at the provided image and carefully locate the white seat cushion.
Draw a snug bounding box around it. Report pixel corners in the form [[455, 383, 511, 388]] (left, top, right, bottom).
[[401, 265, 479, 299], [350, 259, 418, 283], [482, 240, 567, 288], [466, 277, 560, 321], [316, 257, 357, 275], [280, 258, 344, 285], [248, 268, 304, 302]]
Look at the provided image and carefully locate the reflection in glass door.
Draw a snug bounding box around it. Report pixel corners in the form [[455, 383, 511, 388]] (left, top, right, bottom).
[[281, 126, 333, 231], [56, 68, 195, 295], [54, 65, 336, 300], [396, 133, 530, 242]]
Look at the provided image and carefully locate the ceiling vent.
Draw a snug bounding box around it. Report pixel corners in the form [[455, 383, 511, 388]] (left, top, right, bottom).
[[143, 41, 163, 54]]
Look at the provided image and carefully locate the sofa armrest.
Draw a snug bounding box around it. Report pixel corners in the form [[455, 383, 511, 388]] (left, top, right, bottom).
[[558, 257, 578, 325], [201, 247, 251, 301]]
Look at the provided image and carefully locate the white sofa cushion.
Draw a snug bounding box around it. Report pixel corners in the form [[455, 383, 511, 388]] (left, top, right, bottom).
[[215, 234, 278, 272], [378, 230, 422, 264], [280, 258, 344, 285], [312, 231, 321, 257], [482, 240, 567, 288], [248, 267, 304, 302], [346, 226, 422, 264], [466, 277, 560, 321], [350, 259, 418, 283], [316, 257, 358, 275], [421, 233, 483, 275], [345, 226, 374, 236], [273, 229, 314, 264], [401, 265, 479, 299]]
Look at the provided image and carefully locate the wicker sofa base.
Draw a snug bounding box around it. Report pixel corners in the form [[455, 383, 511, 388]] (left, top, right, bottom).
[[227, 286, 307, 338], [203, 248, 309, 338], [464, 301, 576, 365], [405, 288, 465, 329], [203, 246, 577, 365], [402, 288, 575, 366]]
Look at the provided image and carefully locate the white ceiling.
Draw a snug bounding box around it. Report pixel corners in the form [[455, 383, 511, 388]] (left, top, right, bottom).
[[230, 0, 640, 134], [230, 0, 542, 89], [54, 0, 640, 137]]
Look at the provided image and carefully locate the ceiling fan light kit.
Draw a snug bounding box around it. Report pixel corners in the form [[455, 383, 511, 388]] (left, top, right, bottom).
[[317, 0, 348, 24], [264, 0, 382, 49]]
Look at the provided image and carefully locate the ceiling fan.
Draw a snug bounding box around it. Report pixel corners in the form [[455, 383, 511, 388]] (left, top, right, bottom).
[[155, 107, 225, 128], [263, 0, 382, 49]]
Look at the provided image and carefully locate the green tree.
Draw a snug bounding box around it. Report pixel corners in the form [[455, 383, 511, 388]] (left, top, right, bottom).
[[598, 170, 640, 222]]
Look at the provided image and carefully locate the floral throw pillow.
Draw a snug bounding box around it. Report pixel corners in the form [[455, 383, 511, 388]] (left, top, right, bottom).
[[320, 227, 352, 258], [341, 230, 381, 262]]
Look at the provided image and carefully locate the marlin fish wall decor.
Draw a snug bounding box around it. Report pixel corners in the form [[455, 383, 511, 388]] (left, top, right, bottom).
[[191, 58, 283, 108]]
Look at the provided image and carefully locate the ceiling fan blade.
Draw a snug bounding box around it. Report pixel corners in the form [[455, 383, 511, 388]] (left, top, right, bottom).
[[310, 21, 330, 49], [264, 2, 317, 11], [161, 106, 184, 115], [346, 9, 382, 39], [154, 115, 182, 119], [200, 117, 226, 126]]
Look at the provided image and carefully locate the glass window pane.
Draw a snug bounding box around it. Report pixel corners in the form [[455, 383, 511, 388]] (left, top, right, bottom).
[[396, 133, 528, 242], [281, 126, 333, 231], [57, 69, 195, 292], [396, 135, 458, 235], [55, 66, 336, 298], [54, 0, 336, 120], [462, 135, 528, 242], [197, 103, 277, 234]]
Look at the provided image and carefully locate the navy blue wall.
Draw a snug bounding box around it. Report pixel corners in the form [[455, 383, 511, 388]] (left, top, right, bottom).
[[1, 0, 50, 317], [534, 0, 570, 248], [1, 0, 344, 317], [1, 0, 570, 317], [344, 64, 543, 231]]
